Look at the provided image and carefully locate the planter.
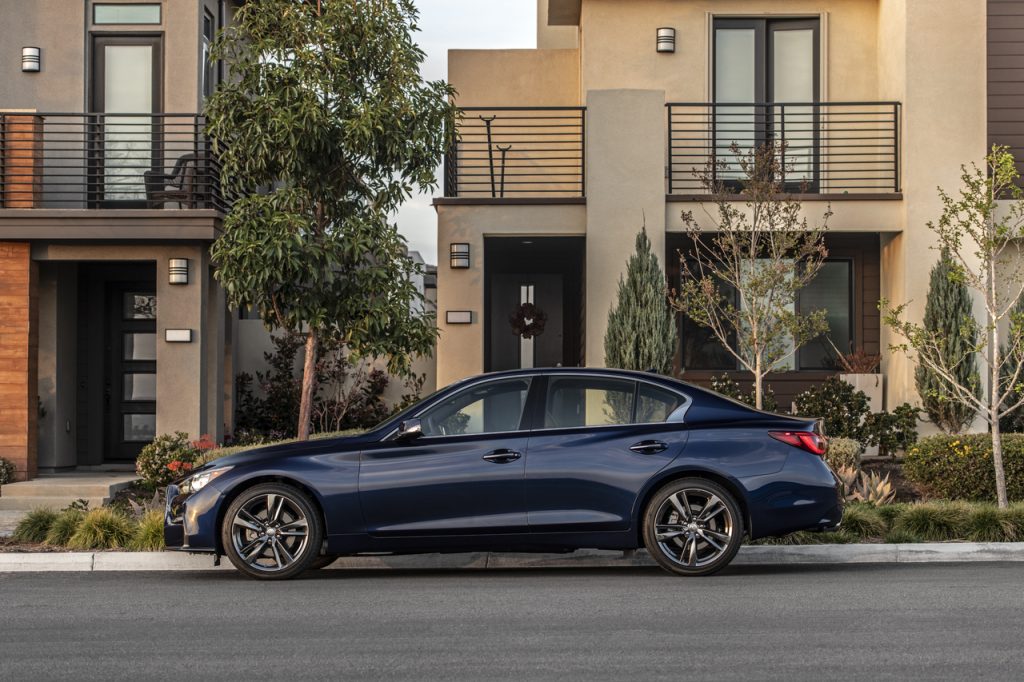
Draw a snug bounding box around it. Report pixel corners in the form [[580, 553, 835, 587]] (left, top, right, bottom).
[[841, 373, 883, 457]]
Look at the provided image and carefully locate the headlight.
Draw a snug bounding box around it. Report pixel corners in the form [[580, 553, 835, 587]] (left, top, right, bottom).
[[180, 466, 232, 495]]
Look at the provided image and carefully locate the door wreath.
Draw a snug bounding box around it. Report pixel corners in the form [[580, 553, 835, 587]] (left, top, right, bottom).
[[509, 302, 547, 339]]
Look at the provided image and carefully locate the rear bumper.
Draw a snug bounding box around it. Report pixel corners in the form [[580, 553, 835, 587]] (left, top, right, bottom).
[[163, 483, 221, 554], [746, 453, 844, 539]]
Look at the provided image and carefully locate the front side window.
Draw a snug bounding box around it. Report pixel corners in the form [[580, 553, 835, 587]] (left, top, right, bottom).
[[544, 377, 636, 428], [418, 378, 531, 437]]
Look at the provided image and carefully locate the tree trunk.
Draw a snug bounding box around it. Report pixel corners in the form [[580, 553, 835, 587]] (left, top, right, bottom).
[[990, 325, 1009, 508], [297, 328, 318, 441], [754, 356, 763, 410]]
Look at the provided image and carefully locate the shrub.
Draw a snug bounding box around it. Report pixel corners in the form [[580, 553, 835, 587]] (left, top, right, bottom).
[[892, 502, 969, 541], [904, 434, 1024, 502], [863, 403, 921, 457], [66, 508, 135, 550], [840, 504, 887, 538], [13, 508, 58, 543], [709, 374, 777, 412], [825, 437, 861, 471], [129, 510, 166, 551], [45, 510, 84, 546], [136, 432, 200, 488], [0, 457, 16, 485], [964, 505, 1018, 542], [794, 377, 869, 440]]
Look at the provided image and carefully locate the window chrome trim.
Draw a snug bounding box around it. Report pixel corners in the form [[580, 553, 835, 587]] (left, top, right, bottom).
[[379, 372, 692, 442]]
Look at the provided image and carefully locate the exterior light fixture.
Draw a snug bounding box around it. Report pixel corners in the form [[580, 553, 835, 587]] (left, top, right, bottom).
[[449, 243, 470, 269], [446, 311, 473, 324], [168, 258, 189, 285], [656, 27, 676, 54], [21, 47, 41, 72]]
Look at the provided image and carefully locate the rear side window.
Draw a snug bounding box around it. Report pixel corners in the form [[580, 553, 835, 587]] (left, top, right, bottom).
[[544, 377, 636, 428], [636, 384, 687, 423]]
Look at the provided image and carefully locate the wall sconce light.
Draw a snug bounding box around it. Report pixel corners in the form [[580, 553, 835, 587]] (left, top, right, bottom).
[[21, 47, 41, 72], [168, 258, 189, 285], [449, 243, 470, 269], [656, 27, 676, 54], [446, 311, 473, 324]]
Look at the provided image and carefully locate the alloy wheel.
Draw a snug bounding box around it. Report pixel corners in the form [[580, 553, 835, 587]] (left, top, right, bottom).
[[653, 487, 735, 568], [230, 493, 310, 573]]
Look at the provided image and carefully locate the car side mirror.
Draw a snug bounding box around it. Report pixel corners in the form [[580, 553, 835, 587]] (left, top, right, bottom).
[[398, 418, 423, 441]]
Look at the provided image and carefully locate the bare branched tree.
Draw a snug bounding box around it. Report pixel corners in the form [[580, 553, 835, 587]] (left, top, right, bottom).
[[670, 143, 832, 410]]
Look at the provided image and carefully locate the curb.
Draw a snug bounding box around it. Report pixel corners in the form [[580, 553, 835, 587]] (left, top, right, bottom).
[[2, 543, 1024, 572]]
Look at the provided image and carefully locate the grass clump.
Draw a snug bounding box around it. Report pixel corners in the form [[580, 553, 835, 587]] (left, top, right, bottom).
[[875, 502, 910, 530], [892, 502, 969, 541], [44, 510, 84, 546], [66, 508, 135, 550], [883, 528, 923, 544], [128, 510, 166, 551], [964, 505, 1018, 542], [840, 504, 887, 538], [13, 508, 58, 543]]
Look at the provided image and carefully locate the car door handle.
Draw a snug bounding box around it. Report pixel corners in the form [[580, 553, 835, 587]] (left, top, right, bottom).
[[482, 449, 522, 464], [629, 440, 668, 455]]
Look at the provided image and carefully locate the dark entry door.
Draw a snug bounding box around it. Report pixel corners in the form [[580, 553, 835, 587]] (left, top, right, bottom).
[[105, 285, 157, 461], [489, 273, 564, 371]]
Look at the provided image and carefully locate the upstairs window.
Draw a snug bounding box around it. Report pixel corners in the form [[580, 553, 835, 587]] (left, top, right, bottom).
[[93, 4, 162, 25]]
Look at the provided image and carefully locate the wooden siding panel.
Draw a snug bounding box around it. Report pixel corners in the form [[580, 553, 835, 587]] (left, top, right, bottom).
[[989, 1, 1024, 175], [0, 243, 35, 480]]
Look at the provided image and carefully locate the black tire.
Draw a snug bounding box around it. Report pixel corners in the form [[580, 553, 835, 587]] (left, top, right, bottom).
[[221, 483, 324, 580], [642, 477, 744, 577]]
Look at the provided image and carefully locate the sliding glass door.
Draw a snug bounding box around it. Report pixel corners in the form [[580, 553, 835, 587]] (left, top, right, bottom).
[[713, 18, 819, 190]]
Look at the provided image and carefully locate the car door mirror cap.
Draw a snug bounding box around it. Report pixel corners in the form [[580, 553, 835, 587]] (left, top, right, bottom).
[[398, 418, 423, 440]]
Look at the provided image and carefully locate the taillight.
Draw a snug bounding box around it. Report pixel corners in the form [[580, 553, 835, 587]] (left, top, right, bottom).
[[769, 431, 827, 456]]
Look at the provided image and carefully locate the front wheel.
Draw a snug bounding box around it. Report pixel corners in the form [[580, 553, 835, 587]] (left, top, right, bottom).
[[221, 483, 324, 580], [642, 478, 744, 577]]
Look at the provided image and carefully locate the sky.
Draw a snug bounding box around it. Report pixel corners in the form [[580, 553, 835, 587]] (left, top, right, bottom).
[[395, 0, 536, 264]]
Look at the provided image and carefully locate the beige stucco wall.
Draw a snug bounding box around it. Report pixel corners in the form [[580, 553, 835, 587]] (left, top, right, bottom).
[[0, 0, 205, 112], [449, 49, 581, 107], [538, 0, 580, 49]]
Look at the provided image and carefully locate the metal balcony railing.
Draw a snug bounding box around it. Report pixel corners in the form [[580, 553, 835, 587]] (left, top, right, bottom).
[[0, 112, 231, 211], [444, 107, 585, 199], [667, 102, 901, 195]]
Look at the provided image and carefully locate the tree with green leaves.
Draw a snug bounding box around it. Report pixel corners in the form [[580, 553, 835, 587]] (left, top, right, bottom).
[[915, 250, 979, 433], [670, 143, 832, 410], [604, 226, 677, 374], [205, 0, 456, 439], [884, 146, 1024, 508]]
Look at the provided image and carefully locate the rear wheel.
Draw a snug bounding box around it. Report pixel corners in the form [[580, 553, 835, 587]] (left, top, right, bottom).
[[642, 478, 744, 577], [221, 483, 324, 580]]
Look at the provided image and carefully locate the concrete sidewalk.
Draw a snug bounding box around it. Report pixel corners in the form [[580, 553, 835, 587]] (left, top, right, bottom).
[[2, 543, 1024, 572]]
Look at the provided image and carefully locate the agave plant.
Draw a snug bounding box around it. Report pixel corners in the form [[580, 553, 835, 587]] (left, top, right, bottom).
[[834, 465, 897, 505]]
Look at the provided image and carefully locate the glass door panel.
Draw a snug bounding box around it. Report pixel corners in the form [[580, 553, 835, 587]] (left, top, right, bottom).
[[771, 27, 817, 187], [714, 28, 758, 184]]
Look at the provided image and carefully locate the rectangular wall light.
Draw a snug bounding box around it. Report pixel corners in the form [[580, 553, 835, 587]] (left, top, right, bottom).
[[165, 329, 192, 343], [449, 243, 470, 269], [445, 311, 473, 324]]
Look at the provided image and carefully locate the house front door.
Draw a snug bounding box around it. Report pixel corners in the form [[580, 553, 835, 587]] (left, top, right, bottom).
[[105, 285, 157, 461]]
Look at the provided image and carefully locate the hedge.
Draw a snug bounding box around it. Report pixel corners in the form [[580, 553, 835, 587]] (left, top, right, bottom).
[[903, 434, 1024, 502]]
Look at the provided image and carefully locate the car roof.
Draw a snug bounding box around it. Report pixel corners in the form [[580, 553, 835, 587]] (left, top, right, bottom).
[[460, 367, 699, 392]]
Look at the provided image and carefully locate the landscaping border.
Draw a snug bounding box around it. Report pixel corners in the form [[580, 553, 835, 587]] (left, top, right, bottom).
[[2, 543, 1024, 573]]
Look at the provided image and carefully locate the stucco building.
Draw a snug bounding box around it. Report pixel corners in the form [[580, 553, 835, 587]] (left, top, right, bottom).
[[435, 0, 1007, 412], [0, 0, 435, 484]]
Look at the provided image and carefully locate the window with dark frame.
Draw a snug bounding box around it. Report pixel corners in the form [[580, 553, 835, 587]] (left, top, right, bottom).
[[93, 3, 162, 25]]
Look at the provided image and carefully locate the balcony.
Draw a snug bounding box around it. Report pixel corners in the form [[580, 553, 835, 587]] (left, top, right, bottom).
[[667, 102, 902, 198], [0, 112, 229, 212], [443, 107, 585, 201]]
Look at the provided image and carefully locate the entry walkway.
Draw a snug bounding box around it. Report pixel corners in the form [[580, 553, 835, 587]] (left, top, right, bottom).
[[0, 472, 139, 518]]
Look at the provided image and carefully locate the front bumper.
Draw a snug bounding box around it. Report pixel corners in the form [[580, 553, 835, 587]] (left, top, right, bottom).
[[163, 482, 221, 553]]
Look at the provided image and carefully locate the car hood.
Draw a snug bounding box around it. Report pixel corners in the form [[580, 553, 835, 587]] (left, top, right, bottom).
[[205, 432, 372, 469]]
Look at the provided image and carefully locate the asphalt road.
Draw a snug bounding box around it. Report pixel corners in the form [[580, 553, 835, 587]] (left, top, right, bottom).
[[2, 563, 1023, 681]]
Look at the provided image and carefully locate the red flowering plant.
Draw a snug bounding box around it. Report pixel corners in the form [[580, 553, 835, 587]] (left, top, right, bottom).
[[136, 432, 201, 489]]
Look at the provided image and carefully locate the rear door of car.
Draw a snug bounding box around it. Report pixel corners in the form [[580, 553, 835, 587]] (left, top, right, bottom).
[[358, 376, 537, 536], [523, 375, 690, 533]]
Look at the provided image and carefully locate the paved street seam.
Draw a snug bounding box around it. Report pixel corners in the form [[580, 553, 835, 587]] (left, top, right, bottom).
[[2, 543, 1024, 572]]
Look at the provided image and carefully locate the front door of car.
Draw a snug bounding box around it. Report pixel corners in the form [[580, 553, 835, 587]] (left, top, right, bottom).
[[358, 377, 536, 536], [524, 376, 689, 532]]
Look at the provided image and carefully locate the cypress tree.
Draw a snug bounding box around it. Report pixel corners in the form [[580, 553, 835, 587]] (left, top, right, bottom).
[[604, 227, 677, 374], [915, 250, 979, 433]]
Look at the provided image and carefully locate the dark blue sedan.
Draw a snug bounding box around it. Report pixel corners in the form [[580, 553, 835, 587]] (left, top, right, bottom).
[[165, 368, 842, 579]]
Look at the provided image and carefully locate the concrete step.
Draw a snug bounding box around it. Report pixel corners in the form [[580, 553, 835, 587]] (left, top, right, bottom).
[[0, 496, 109, 511], [1, 483, 122, 498]]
